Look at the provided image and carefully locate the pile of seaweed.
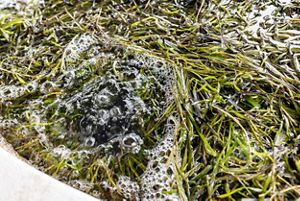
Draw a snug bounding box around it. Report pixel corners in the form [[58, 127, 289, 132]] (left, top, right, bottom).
[[1, 0, 300, 200]]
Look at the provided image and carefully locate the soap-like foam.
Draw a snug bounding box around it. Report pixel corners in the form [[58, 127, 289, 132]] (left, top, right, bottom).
[[140, 118, 180, 201], [104, 118, 180, 200], [117, 176, 140, 200]]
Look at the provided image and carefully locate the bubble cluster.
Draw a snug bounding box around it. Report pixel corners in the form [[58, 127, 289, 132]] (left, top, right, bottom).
[[140, 120, 180, 201], [0, 81, 38, 101], [68, 180, 94, 193], [58, 36, 116, 90], [0, 0, 43, 9], [0, 85, 26, 100], [0, 32, 178, 200], [64, 34, 99, 64], [56, 34, 175, 153], [61, 75, 148, 146], [117, 176, 140, 200], [54, 34, 178, 199], [0, 0, 44, 18]]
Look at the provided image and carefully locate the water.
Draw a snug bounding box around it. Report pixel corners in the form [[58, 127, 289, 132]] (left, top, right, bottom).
[[3, 0, 298, 200], [0, 32, 177, 200]]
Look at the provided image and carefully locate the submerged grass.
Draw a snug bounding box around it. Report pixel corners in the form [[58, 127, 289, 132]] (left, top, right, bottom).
[[1, 0, 300, 200]]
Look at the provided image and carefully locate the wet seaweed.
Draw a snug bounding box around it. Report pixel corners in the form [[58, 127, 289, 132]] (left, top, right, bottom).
[[1, 0, 300, 200]]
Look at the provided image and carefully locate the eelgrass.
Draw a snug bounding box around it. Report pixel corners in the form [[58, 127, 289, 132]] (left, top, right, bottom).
[[1, 0, 300, 200]]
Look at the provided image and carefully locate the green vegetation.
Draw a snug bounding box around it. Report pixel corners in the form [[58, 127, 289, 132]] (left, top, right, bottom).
[[1, 0, 300, 200]]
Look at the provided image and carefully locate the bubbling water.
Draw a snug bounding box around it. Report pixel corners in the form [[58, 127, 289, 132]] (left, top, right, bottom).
[[54, 34, 175, 152], [0, 33, 178, 200]]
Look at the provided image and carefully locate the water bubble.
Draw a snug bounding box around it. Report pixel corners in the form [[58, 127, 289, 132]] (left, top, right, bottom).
[[40, 81, 57, 94], [120, 133, 143, 154], [85, 137, 96, 146]]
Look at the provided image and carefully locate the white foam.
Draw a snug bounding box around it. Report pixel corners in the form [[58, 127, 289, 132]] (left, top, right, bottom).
[[0, 85, 26, 100], [0, 0, 43, 9], [52, 145, 72, 159], [64, 34, 98, 64], [140, 119, 180, 201], [117, 176, 140, 200]]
